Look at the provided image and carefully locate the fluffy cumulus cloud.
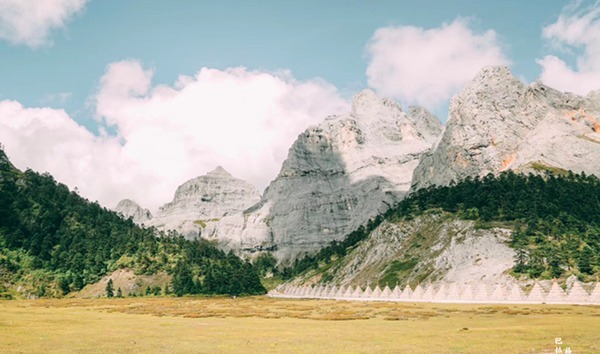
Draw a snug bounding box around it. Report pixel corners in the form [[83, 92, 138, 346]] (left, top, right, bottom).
[[0, 0, 86, 47], [537, 1, 600, 95], [0, 100, 125, 201], [366, 18, 509, 108], [0, 61, 348, 210]]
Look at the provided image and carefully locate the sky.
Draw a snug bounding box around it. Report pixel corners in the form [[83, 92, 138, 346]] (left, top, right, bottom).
[[1, 0, 599, 212]]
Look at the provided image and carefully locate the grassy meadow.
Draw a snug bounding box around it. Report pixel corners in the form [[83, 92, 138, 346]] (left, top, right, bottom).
[[1, 297, 599, 353]]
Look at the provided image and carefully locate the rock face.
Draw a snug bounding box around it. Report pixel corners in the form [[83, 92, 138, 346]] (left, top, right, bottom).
[[149, 166, 261, 238], [210, 90, 442, 262], [286, 212, 516, 289], [114, 199, 152, 225], [411, 66, 600, 191]]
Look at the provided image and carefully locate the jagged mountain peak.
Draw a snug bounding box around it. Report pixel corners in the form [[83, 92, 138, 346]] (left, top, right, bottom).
[[149, 167, 261, 239], [207, 165, 231, 177], [467, 66, 520, 87], [115, 198, 139, 208], [407, 105, 443, 143], [351, 89, 403, 118], [411, 66, 600, 191], [210, 89, 445, 262], [114, 198, 152, 225]]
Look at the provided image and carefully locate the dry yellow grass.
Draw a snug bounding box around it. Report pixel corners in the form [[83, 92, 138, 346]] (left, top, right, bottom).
[[1, 297, 599, 353]]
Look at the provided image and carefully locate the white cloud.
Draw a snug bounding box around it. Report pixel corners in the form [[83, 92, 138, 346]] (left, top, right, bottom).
[[366, 18, 509, 108], [0, 61, 348, 211], [0, 100, 126, 203], [537, 1, 600, 95], [0, 0, 86, 47]]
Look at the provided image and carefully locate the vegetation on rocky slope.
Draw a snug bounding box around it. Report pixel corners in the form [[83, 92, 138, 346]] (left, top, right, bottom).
[[283, 171, 600, 283], [0, 149, 265, 298]]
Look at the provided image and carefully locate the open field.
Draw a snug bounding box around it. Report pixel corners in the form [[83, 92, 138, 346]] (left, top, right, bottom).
[[1, 297, 599, 353]]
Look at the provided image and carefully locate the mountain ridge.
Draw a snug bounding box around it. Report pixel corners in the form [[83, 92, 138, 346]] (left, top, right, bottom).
[[411, 66, 600, 191]]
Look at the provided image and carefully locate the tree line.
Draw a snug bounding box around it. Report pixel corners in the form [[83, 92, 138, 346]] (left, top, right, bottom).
[[283, 170, 600, 281], [0, 148, 265, 298]]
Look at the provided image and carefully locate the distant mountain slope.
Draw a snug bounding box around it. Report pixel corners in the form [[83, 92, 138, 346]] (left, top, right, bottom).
[[0, 147, 264, 299]]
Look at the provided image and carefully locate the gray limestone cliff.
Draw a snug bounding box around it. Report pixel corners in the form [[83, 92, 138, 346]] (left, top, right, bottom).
[[149, 166, 261, 238], [114, 199, 152, 225], [209, 90, 442, 262], [286, 211, 515, 289], [411, 66, 600, 191]]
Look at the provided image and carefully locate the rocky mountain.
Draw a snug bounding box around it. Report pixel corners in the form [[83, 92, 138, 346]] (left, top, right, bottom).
[[286, 212, 516, 289], [114, 199, 152, 225], [208, 90, 442, 262], [148, 166, 261, 238], [284, 171, 600, 290], [411, 66, 600, 191], [280, 68, 600, 291], [0, 146, 265, 298]]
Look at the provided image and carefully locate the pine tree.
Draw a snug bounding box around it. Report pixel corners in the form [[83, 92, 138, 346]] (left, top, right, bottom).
[[578, 246, 594, 275], [106, 279, 114, 298], [116, 287, 123, 298], [172, 260, 195, 297]]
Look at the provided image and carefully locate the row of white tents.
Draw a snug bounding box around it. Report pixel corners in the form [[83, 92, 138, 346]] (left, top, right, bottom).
[[269, 281, 600, 305]]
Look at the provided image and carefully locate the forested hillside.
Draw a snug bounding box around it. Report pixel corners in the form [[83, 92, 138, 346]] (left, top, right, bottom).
[[0, 148, 265, 298], [284, 171, 600, 282]]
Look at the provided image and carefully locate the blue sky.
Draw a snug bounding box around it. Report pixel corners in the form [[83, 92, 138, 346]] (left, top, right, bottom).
[[0, 1, 573, 123], [0, 0, 598, 210]]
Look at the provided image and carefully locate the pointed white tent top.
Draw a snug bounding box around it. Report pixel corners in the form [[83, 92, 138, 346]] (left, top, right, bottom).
[[587, 283, 600, 305], [351, 286, 363, 299], [546, 281, 567, 304], [567, 281, 588, 304], [412, 284, 424, 300], [373, 285, 383, 298], [400, 285, 413, 300], [505, 283, 524, 302], [434, 283, 447, 300], [489, 284, 507, 302], [526, 282, 546, 303], [391, 285, 402, 299], [421, 284, 435, 301]]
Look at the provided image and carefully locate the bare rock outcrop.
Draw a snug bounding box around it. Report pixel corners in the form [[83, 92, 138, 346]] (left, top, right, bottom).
[[411, 66, 600, 191], [114, 199, 152, 225], [148, 166, 261, 238], [211, 90, 442, 262]]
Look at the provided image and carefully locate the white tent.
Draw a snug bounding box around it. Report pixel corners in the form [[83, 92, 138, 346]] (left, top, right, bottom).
[[372, 285, 383, 299], [434, 283, 447, 300], [567, 281, 588, 304], [391, 285, 402, 299], [505, 283, 525, 302], [351, 286, 363, 299], [399, 285, 413, 300], [411, 284, 425, 301], [381, 285, 392, 299], [489, 284, 507, 302], [545, 281, 567, 304], [421, 284, 435, 301], [526, 282, 546, 303], [588, 283, 600, 305]]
